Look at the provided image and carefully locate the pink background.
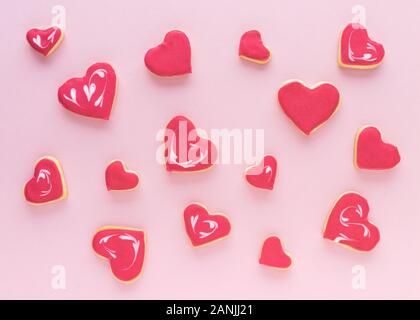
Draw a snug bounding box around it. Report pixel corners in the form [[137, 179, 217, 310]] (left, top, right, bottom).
[[1, 0, 419, 299]]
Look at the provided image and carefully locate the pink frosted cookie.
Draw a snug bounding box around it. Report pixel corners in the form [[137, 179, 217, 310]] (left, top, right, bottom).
[[58, 62, 117, 120], [259, 235, 292, 270], [24, 156, 67, 205], [277, 80, 340, 135], [245, 155, 277, 190], [239, 30, 271, 64], [144, 30, 192, 77], [92, 226, 146, 283], [26, 26, 64, 56], [184, 203, 231, 247], [354, 125, 400, 170], [339, 23, 385, 69], [105, 160, 139, 191], [323, 192, 380, 252], [164, 115, 217, 172]]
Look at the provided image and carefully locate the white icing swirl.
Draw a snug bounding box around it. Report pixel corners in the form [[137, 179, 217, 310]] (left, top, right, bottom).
[[191, 215, 218, 239], [36, 169, 52, 197], [63, 68, 108, 108], [347, 27, 378, 62], [99, 233, 140, 270], [334, 204, 371, 243]]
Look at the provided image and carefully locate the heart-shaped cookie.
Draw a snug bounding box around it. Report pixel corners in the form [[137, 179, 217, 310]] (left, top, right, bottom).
[[355, 126, 400, 170], [323, 192, 380, 252], [26, 26, 64, 56], [24, 156, 67, 205], [277, 80, 340, 135], [164, 115, 217, 172], [92, 226, 146, 283], [144, 30, 192, 77], [259, 235, 292, 270], [184, 203, 231, 247], [105, 160, 139, 191], [339, 23, 385, 69], [58, 62, 117, 120], [239, 30, 271, 64], [245, 155, 277, 190]]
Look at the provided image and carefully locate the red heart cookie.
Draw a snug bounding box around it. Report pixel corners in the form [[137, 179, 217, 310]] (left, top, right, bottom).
[[245, 155, 277, 190], [239, 30, 271, 64], [323, 192, 380, 252], [105, 160, 139, 191], [277, 80, 340, 135], [355, 126, 400, 170], [24, 156, 67, 205], [26, 26, 64, 56], [144, 30, 192, 77], [339, 23, 385, 69], [259, 235, 292, 270], [164, 115, 217, 172], [58, 62, 117, 120], [92, 226, 146, 283], [184, 203, 231, 247]]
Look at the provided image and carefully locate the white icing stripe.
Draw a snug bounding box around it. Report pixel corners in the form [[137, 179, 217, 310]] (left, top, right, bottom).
[[36, 169, 52, 197]]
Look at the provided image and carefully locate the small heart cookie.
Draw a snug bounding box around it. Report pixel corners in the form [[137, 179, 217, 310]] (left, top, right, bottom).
[[144, 30, 192, 77], [277, 80, 340, 135], [92, 226, 146, 283], [184, 203, 231, 247], [24, 156, 67, 205], [259, 235, 292, 270], [164, 115, 218, 172], [105, 160, 139, 191], [339, 23, 385, 69], [26, 26, 64, 56], [245, 155, 277, 190], [354, 126, 400, 170], [58, 62, 117, 120], [323, 192, 380, 252], [239, 30, 271, 64]]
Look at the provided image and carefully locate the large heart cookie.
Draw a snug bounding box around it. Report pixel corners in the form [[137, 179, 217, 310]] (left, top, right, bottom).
[[354, 126, 400, 170], [239, 30, 271, 64], [164, 115, 217, 172], [105, 160, 139, 191], [339, 23, 385, 69], [184, 203, 231, 247], [92, 226, 146, 283], [144, 30, 192, 77], [323, 192, 380, 252], [277, 80, 340, 135], [58, 62, 117, 120], [24, 156, 67, 205], [26, 26, 64, 56], [259, 235, 292, 270], [245, 155, 277, 190]]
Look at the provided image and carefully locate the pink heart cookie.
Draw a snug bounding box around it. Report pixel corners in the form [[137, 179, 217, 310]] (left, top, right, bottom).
[[184, 203, 231, 247]]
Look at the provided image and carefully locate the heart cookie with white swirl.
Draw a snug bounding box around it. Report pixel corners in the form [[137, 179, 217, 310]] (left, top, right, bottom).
[[24, 156, 67, 205], [26, 26, 64, 56], [339, 23, 385, 69], [184, 203, 231, 247], [92, 226, 146, 283], [323, 192, 380, 252], [58, 62, 117, 120]]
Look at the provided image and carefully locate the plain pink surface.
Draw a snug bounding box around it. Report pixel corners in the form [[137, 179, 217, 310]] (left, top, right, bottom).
[[1, 0, 419, 299]]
